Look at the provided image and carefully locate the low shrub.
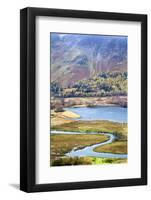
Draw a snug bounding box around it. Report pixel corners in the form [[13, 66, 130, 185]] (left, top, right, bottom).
[[51, 157, 92, 166]]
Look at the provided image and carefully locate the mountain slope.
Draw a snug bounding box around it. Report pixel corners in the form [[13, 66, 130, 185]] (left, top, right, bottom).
[[50, 33, 127, 87]]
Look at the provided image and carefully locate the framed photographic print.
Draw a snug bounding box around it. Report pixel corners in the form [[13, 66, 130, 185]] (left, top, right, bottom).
[[20, 7, 147, 192]]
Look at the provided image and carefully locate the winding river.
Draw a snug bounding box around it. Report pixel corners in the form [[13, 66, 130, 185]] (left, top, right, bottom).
[[51, 131, 127, 159], [52, 106, 127, 159]]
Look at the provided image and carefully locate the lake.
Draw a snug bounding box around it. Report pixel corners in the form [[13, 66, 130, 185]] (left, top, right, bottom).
[[65, 106, 127, 123]]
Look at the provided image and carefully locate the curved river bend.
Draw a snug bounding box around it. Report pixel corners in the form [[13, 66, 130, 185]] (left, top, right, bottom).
[[51, 130, 127, 159], [51, 106, 127, 159]]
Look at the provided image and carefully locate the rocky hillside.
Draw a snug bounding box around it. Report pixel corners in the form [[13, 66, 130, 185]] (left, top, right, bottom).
[[50, 33, 127, 87]]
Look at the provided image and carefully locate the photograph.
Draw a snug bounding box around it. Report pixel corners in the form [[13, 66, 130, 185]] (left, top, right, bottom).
[[50, 33, 128, 166], [20, 7, 147, 192]]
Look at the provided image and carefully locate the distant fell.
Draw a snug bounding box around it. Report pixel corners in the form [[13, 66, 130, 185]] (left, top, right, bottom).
[[51, 33, 127, 87]]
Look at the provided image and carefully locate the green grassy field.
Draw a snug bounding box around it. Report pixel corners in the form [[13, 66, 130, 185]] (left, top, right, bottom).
[[94, 141, 127, 154], [50, 134, 109, 164], [51, 156, 127, 166], [52, 120, 127, 139], [91, 157, 127, 164]]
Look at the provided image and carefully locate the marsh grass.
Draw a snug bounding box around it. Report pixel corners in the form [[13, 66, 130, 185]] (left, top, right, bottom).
[[50, 134, 108, 164], [91, 157, 127, 164], [52, 120, 127, 139], [51, 156, 127, 166], [51, 157, 92, 166], [94, 141, 127, 154]]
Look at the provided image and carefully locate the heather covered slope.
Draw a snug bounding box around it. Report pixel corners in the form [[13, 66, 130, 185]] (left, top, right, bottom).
[[50, 33, 127, 87]]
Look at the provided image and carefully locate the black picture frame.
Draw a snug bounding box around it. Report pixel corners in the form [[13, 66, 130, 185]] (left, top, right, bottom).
[[20, 7, 147, 193]]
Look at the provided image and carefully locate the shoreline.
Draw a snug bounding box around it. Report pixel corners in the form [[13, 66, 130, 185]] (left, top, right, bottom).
[[51, 96, 127, 110], [51, 106, 127, 126], [65, 103, 123, 108], [51, 109, 79, 126]]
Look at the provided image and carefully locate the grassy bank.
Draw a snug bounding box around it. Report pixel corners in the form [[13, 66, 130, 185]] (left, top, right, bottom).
[[52, 120, 127, 140], [94, 141, 127, 154], [91, 157, 127, 164], [50, 134, 109, 164], [51, 156, 127, 166]]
